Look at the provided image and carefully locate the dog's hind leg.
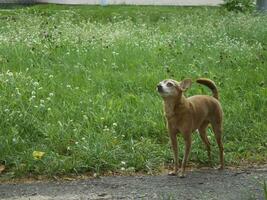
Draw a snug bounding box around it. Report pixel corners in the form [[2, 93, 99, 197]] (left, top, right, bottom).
[[199, 121, 211, 164], [211, 122, 224, 170]]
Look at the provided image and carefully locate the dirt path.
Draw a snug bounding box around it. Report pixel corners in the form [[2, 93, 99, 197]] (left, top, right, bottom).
[[0, 167, 266, 200]]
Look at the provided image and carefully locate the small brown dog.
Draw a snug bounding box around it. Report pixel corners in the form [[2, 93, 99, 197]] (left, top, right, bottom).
[[157, 78, 224, 177]]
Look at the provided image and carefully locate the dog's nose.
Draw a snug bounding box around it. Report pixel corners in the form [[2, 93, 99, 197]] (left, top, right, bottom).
[[157, 84, 163, 92]]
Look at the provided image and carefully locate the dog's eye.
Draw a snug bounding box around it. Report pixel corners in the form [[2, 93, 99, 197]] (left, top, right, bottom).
[[166, 82, 173, 87]]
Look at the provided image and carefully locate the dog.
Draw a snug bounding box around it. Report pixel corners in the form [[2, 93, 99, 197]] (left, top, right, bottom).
[[157, 78, 224, 177]]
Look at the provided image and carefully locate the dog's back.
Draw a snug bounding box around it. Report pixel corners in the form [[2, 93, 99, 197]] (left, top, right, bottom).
[[187, 78, 223, 131]]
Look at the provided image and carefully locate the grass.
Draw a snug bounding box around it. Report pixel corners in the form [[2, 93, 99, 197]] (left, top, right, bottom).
[[264, 180, 267, 200], [0, 4, 266, 178]]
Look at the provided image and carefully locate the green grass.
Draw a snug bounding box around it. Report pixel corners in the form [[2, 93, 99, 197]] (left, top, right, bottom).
[[0, 4, 266, 178], [264, 180, 267, 200]]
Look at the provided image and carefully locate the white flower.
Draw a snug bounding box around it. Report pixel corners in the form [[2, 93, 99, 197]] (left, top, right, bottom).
[[112, 123, 117, 127], [6, 70, 13, 77], [103, 125, 109, 132], [29, 96, 36, 101], [121, 161, 126, 165], [33, 82, 39, 87]]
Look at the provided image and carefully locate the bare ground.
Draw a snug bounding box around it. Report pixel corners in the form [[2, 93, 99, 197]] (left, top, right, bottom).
[[0, 166, 266, 200]]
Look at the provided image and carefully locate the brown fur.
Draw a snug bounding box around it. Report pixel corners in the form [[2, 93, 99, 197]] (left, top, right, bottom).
[[196, 78, 219, 100], [157, 78, 224, 177]]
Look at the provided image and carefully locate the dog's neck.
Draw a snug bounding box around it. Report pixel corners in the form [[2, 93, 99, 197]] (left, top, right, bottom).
[[163, 95, 188, 119]]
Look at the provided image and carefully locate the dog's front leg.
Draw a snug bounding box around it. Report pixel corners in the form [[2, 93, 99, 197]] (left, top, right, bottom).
[[168, 131, 179, 176], [180, 133, 192, 178]]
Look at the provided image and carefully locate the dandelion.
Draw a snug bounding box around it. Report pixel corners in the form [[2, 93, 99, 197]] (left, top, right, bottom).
[[32, 151, 45, 160]]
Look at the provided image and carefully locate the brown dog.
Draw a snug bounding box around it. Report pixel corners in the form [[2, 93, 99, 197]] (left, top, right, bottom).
[[157, 78, 224, 177]]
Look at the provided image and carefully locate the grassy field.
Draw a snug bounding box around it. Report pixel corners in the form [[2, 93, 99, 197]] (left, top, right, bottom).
[[0, 4, 266, 178]]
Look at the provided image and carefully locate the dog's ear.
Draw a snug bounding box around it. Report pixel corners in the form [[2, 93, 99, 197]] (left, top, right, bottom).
[[179, 79, 192, 91]]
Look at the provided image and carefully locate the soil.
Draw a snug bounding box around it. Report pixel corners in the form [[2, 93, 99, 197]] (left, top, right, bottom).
[[0, 166, 266, 200]]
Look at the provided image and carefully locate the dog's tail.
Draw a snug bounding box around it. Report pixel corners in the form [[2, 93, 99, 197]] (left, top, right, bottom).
[[196, 78, 219, 100]]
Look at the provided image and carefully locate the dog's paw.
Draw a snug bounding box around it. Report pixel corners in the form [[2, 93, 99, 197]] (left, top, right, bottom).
[[168, 171, 177, 176]]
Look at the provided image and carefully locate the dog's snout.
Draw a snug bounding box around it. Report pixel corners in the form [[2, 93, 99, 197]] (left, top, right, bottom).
[[157, 84, 163, 92]]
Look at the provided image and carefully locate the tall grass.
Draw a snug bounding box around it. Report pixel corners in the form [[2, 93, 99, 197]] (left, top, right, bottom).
[[0, 5, 266, 177]]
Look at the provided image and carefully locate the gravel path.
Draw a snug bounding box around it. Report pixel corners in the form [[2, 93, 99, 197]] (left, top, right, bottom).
[[0, 167, 266, 200]]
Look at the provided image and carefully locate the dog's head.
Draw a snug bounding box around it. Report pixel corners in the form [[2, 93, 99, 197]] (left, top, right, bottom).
[[157, 78, 192, 98]]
